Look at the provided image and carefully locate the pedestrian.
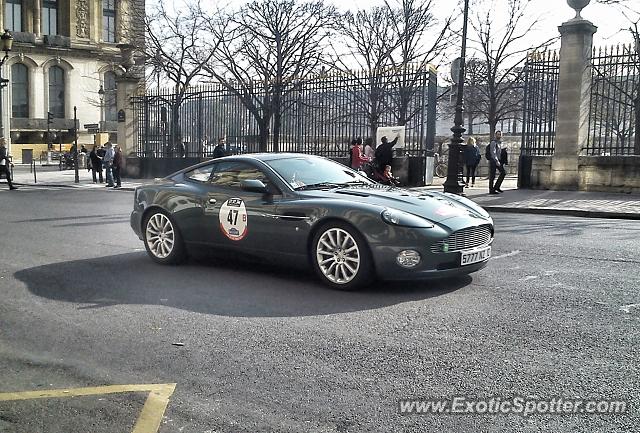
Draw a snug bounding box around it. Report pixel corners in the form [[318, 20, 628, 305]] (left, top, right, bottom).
[[375, 133, 399, 172], [112, 144, 124, 188], [363, 137, 375, 160], [488, 130, 506, 194], [381, 165, 400, 186], [464, 136, 481, 187], [89, 145, 103, 183], [350, 137, 370, 170], [103, 142, 115, 187], [213, 136, 227, 159], [0, 138, 17, 190]]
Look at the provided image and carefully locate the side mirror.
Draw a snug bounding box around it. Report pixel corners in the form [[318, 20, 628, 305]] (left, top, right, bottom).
[[240, 179, 269, 194]]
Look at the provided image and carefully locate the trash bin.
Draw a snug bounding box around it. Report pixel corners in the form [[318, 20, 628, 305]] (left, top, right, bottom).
[[78, 153, 86, 169], [425, 156, 434, 185]]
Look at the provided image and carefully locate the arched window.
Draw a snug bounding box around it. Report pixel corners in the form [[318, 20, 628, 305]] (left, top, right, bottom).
[[5, 0, 22, 32], [49, 66, 65, 118], [104, 71, 117, 121], [11, 63, 29, 118]]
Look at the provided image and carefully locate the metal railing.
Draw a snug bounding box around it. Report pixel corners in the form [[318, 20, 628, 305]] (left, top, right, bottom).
[[132, 67, 438, 159], [587, 44, 640, 155], [521, 51, 559, 156]]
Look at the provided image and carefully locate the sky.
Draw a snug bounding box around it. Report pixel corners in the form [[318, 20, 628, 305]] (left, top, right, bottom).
[[220, 0, 635, 47]]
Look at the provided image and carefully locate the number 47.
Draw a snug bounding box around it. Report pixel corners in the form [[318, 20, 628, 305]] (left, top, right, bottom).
[[227, 209, 239, 225]]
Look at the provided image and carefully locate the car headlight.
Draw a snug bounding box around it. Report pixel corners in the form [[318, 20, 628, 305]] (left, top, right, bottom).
[[381, 208, 434, 228]]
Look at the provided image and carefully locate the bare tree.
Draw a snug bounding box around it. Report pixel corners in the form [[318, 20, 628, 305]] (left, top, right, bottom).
[[144, 0, 219, 155], [385, 0, 453, 127], [202, 0, 337, 152], [470, 0, 555, 138], [332, 7, 402, 138]]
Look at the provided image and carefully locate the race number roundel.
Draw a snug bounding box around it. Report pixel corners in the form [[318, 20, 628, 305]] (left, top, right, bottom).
[[219, 198, 248, 241]]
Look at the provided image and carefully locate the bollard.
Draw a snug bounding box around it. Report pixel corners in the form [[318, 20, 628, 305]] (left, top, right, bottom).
[[33, 160, 37, 183]]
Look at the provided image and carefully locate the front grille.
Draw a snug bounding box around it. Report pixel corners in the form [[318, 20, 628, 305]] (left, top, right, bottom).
[[430, 224, 493, 253]]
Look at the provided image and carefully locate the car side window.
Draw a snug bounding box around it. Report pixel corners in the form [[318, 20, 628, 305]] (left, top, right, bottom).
[[210, 161, 275, 192], [185, 164, 215, 183]]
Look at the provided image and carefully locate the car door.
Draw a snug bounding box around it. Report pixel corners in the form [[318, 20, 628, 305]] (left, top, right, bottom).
[[198, 160, 281, 253]]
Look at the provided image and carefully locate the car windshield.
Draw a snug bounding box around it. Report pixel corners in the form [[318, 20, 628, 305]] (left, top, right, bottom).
[[266, 156, 374, 190]]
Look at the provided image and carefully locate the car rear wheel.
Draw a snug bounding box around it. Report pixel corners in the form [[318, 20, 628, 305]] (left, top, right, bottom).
[[143, 210, 186, 265], [312, 222, 374, 290]]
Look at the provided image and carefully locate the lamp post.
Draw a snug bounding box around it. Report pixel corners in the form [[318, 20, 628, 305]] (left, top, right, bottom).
[[0, 29, 14, 140], [98, 85, 105, 132], [443, 0, 470, 195]]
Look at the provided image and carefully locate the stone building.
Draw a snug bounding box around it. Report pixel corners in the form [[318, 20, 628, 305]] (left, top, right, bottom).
[[0, 0, 144, 162]]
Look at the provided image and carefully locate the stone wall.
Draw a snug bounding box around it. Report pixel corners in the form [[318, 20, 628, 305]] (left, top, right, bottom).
[[519, 155, 640, 193]]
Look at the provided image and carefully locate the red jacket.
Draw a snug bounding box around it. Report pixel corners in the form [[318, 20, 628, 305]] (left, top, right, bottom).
[[350, 145, 370, 169]]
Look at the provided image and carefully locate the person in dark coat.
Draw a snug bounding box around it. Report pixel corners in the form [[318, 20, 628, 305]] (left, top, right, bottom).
[[112, 144, 124, 188], [90, 145, 104, 183], [463, 136, 481, 187], [213, 137, 227, 159], [375, 134, 399, 171], [0, 138, 17, 190]]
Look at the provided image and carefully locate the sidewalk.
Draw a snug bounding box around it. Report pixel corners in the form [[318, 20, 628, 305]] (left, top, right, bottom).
[[6, 165, 640, 219], [9, 164, 149, 191], [416, 176, 640, 220]]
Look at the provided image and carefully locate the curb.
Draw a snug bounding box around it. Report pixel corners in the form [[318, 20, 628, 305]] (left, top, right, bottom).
[[482, 205, 640, 220], [13, 182, 137, 191]]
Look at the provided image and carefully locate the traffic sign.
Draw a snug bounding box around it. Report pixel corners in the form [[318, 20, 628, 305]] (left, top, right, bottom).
[[83, 123, 99, 129], [88, 129, 99, 134]]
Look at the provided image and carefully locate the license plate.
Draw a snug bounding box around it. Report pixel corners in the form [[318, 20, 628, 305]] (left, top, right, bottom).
[[460, 245, 491, 266]]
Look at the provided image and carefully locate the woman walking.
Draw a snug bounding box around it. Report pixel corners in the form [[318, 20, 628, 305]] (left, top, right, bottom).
[[464, 137, 481, 187]]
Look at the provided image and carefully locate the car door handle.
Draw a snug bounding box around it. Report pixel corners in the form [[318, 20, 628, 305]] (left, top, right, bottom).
[[208, 198, 217, 205]]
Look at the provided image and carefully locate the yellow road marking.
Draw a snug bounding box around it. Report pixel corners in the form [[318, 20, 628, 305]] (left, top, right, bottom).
[[0, 383, 177, 433]]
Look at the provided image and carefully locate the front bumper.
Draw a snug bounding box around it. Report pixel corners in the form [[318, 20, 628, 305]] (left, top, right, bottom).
[[371, 243, 491, 281]]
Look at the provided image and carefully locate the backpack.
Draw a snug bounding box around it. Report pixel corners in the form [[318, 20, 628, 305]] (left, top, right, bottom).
[[485, 144, 491, 161]]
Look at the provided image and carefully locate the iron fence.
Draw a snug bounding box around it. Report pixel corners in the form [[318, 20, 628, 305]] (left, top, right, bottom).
[[521, 51, 559, 156], [132, 67, 437, 159], [587, 44, 640, 155]]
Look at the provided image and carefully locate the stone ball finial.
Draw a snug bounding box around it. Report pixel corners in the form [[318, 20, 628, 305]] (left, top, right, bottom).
[[567, 0, 591, 20]]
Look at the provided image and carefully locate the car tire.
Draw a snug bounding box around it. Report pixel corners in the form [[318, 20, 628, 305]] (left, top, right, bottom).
[[311, 221, 375, 290], [143, 209, 187, 265]]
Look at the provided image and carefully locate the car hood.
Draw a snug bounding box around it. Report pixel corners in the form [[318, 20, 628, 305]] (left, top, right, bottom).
[[300, 186, 491, 223]]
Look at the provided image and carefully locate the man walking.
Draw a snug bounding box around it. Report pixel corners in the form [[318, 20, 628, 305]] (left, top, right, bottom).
[[0, 138, 17, 190], [89, 145, 103, 183], [489, 130, 506, 194], [103, 142, 115, 187], [213, 136, 227, 159]]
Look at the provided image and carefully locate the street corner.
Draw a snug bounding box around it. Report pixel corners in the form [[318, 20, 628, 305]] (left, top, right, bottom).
[[0, 383, 176, 433]]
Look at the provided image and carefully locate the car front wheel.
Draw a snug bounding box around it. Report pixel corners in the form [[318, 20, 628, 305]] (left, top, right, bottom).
[[143, 210, 186, 265], [311, 222, 374, 290]]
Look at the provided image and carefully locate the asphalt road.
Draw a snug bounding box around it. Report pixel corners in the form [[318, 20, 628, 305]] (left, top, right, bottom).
[[0, 186, 638, 433]]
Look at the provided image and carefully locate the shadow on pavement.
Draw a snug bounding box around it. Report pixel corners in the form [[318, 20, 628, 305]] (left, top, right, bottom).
[[15, 252, 472, 318]]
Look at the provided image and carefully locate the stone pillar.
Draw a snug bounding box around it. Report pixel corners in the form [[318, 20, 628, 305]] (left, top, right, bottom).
[[33, 0, 41, 37], [116, 75, 139, 156], [550, 18, 597, 189]]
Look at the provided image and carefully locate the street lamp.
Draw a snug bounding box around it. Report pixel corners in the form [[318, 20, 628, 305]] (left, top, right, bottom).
[[98, 85, 105, 132], [0, 29, 14, 139], [443, 0, 469, 195]]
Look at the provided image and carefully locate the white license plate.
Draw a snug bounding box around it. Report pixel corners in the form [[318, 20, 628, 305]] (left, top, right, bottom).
[[460, 245, 491, 266]]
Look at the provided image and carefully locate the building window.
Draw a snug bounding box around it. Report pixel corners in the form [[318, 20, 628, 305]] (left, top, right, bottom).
[[49, 66, 65, 118], [104, 71, 117, 121], [42, 0, 58, 36], [103, 0, 116, 43], [5, 0, 22, 32], [11, 64, 29, 118]]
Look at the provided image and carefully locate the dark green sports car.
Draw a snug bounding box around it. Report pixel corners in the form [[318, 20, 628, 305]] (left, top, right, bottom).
[[131, 153, 494, 290]]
